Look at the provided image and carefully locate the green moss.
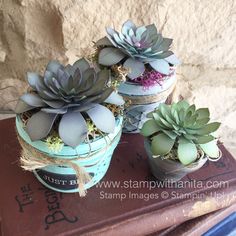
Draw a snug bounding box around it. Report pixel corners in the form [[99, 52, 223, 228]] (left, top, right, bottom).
[[45, 134, 64, 153]]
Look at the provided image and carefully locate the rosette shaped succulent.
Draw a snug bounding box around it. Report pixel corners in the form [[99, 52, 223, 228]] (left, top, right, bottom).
[[15, 58, 124, 147], [141, 101, 221, 165], [96, 20, 180, 79]]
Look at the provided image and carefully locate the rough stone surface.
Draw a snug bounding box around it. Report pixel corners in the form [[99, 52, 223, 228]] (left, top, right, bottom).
[[174, 67, 236, 155], [0, 0, 236, 155]]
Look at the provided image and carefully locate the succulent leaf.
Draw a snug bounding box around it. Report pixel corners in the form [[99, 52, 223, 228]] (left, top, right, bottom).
[[98, 47, 126, 66], [162, 130, 178, 140], [146, 111, 154, 118], [73, 58, 90, 73], [96, 87, 114, 103], [184, 114, 198, 127], [149, 59, 170, 75], [140, 119, 161, 137], [96, 37, 114, 46], [199, 140, 219, 158], [178, 136, 190, 144], [27, 72, 44, 90], [195, 135, 215, 144], [156, 38, 173, 52], [122, 20, 137, 35], [26, 111, 58, 141], [178, 109, 186, 123], [123, 58, 145, 79], [183, 133, 197, 140], [43, 100, 65, 109], [155, 51, 174, 59], [175, 100, 189, 111], [21, 94, 46, 107], [104, 91, 125, 106], [178, 142, 198, 165], [46, 60, 62, 74], [151, 133, 175, 155], [41, 107, 68, 114], [194, 117, 210, 127], [59, 111, 88, 147], [164, 54, 181, 65], [86, 104, 115, 133], [195, 108, 210, 119], [146, 24, 158, 35], [197, 122, 221, 135], [15, 100, 34, 114]]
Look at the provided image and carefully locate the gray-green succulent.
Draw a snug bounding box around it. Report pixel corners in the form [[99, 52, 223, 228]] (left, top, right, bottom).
[[96, 20, 180, 79], [15, 58, 124, 148], [141, 101, 221, 165]]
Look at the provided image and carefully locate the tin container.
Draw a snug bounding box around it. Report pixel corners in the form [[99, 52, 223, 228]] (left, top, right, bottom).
[[144, 138, 207, 182], [16, 115, 123, 193], [118, 73, 176, 133]]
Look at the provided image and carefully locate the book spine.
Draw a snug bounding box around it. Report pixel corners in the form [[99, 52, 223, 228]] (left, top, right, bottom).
[[83, 186, 236, 236]]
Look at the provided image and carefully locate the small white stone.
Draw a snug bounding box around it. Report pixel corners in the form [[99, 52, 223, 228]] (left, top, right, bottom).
[[0, 50, 6, 62]]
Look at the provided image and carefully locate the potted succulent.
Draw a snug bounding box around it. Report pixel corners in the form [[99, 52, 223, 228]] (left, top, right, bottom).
[[140, 101, 221, 182], [94, 20, 180, 133], [15, 58, 124, 196]]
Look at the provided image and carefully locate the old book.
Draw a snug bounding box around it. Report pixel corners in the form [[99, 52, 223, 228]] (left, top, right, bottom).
[[155, 203, 236, 236], [0, 118, 236, 236]]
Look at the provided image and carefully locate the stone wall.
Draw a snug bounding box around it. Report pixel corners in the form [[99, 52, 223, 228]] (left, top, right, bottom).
[[0, 0, 236, 154]]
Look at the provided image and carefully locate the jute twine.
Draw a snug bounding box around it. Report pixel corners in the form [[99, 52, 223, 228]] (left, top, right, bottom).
[[120, 79, 177, 105], [17, 130, 121, 197], [158, 150, 222, 174]]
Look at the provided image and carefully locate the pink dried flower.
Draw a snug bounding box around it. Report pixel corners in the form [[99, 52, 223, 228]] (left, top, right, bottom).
[[132, 68, 174, 90]]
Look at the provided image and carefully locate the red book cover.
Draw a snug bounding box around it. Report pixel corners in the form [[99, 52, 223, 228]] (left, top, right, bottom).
[[0, 118, 236, 236], [156, 203, 236, 236]]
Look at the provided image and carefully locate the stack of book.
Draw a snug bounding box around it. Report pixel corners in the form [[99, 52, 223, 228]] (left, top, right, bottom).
[[0, 118, 236, 236]]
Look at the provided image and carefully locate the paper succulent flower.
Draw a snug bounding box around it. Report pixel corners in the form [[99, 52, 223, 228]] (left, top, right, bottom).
[[141, 101, 221, 165], [96, 20, 180, 79], [15, 58, 124, 147]]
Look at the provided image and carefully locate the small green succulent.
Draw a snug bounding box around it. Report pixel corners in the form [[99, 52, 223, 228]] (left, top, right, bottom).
[[96, 20, 180, 79], [141, 101, 221, 165]]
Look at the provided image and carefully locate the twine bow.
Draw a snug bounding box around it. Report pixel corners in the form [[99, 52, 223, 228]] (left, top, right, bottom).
[[18, 135, 91, 196], [17, 130, 121, 197], [120, 79, 177, 105]]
